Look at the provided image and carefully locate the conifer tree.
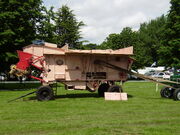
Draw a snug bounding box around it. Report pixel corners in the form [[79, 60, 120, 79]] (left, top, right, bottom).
[[54, 5, 84, 48]]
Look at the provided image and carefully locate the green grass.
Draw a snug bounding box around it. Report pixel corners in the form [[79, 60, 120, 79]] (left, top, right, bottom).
[[0, 82, 179, 135]]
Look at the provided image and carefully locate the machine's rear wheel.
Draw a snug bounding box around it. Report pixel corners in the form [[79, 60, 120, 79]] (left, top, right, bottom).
[[98, 83, 109, 97], [160, 87, 173, 98], [107, 85, 123, 92], [36, 85, 54, 101], [173, 88, 180, 101]]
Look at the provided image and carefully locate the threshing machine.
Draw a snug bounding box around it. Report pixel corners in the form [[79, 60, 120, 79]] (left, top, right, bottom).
[[10, 42, 134, 101]]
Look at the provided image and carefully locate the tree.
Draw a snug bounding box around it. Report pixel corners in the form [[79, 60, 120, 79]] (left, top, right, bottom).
[[100, 27, 137, 50], [99, 27, 147, 69], [0, 0, 43, 72], [119, 28, 152, 69], [158, 0, 180, 68], [100, 33, 121, 49], [81, 43, 98, 50], [54, 5, 84, 48], [118, 27, 138, 48], [138, 15, 167, 66], [36, 6, 56, 43]]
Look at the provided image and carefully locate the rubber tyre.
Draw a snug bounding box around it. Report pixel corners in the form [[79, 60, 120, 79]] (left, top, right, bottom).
[[98, 83, 109, 97], [173, 88, 180, 101], [36, 85, 54, 101], [107, 85, 123, 92], [160, 87, 173, 98]]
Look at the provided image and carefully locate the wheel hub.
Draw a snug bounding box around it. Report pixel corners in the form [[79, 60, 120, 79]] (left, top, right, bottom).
[[164, 90, 171, 97], [41, 91, 50, 98]]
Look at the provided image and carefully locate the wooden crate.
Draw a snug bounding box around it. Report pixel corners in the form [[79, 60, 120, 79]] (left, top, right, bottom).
[[104, 92, 128, 101]]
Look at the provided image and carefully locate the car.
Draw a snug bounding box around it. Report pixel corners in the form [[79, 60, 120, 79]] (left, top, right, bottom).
[[127, 74, 138, 80], [0, 75, 5, 81], [144, 71, 156, 76], [151, 72, 170, 79], [0, 73, 7, 81]]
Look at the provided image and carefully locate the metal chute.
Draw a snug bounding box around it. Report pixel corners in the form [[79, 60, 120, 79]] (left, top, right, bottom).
[[9, 50, 46, 82]]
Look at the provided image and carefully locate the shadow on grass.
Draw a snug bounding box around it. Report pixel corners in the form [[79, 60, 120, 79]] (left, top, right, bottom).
[[28, 93, 134, 101], [28, 93, 99, 101], [56, 93, 99, 99], [128, 94, 133, 98]]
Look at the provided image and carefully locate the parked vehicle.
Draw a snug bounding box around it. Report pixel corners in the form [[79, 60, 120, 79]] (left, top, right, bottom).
[[138, 67, 165, 75], [0, 73, 7, 81], [170, 70, 180, 82], [151, 72, 170, 79], [144, 70, 156, 76], [0, 75, 5, 81]]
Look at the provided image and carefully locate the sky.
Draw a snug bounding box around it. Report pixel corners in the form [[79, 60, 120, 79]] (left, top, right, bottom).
[[43, 0, 170, 44]]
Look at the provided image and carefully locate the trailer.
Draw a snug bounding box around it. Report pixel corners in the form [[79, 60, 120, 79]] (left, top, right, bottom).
[[9, 42, 180, 101]]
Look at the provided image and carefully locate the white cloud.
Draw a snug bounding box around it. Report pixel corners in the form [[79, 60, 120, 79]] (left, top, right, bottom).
[[121, 12, 148, 30], [43, 0, 170, 44]]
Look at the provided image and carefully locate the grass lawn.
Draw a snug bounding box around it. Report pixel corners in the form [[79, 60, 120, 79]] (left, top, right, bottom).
[[0, 81, 179, 135]]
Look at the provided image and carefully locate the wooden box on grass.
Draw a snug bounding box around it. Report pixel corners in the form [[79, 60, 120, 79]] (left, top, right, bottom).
[[104, 92, 128, 101]]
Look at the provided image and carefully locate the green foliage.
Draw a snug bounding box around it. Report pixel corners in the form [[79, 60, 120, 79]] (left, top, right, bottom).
[[36, 5, 85, 48], [100, 16, 167, 70], [80, 43, 98, 50], [36, 6, 56, 43], [119, 27, 138, 47], [138, 15, 167, 66], [0, 2, 85, 72], [100, 27, 137, 49], [99, 27, 148, 69], [54, 5, 85, 49], [159, 0, 180, 68], [0, 0, 43, 72], [100, 33, 120, 49]]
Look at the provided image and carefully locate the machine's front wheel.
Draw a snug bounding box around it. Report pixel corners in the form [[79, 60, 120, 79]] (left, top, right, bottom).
[[173, 88, 180, 101], [98, 83, 109, 97], [107, 85, 123, 92], [36, 85, 54, 101], [160, 87, 173, 98]]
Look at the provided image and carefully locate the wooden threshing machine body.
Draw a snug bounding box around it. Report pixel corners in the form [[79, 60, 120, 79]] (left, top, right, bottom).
[[23, 42, 133, 91]]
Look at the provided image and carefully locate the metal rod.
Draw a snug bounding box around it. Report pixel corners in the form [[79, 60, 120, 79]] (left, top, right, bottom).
[[7, 91, 37, 103], [94, 60, 177, 89]]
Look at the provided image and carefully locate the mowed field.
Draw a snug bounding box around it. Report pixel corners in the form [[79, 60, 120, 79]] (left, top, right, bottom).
[[0, 82, 179, 135]]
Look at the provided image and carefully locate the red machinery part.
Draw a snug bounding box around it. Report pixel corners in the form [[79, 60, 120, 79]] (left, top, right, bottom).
[[16, 50, 32, 70], [15, 50, 46, 82], [30, 75, 45, 82]]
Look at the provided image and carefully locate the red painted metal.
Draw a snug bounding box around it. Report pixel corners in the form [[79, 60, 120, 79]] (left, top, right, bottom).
[[31, 64, 43, 71], [32, 56, 44, 64], [16, 50, 46, 82], [16, 50, 32, 70], [30, 75, 45, 82]]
